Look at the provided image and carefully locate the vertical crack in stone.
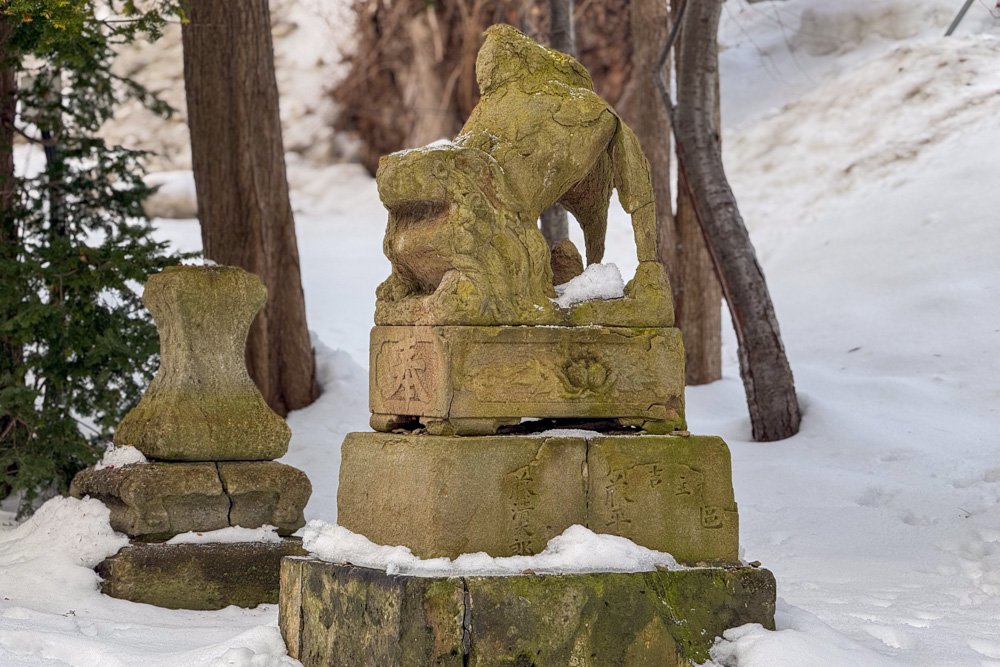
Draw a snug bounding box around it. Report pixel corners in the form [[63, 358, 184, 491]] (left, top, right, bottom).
[[215, 462, 234, 526], [461, 578, 472, 665], [583, 435, 590, 524]]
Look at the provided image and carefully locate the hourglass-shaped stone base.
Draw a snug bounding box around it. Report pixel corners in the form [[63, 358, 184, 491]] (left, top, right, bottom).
[[114, 265, 291, 461]]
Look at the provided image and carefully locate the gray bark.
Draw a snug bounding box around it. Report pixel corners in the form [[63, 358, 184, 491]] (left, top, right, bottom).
[[671, 0, 801, 440]]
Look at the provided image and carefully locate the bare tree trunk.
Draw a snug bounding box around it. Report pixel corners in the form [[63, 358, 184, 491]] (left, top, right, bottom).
[[182, 0, 319, 417], [404, 7, 461, 148], [672, 0, 800, 441], [622, 0, 677, 282], [540, 0, 575, 251], [0, 19, 20, 497], [673, 13, 722, 386]]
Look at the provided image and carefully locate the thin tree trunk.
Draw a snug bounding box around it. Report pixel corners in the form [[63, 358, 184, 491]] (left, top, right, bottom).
[[672, 0, 800, 440], [622, 0, 677, 285], [540, 0, 575, 250], [673, 13, 722, 386], [0, 19, 20, 496], [403, 8, 461, 148], [182, 0, 319, 417]]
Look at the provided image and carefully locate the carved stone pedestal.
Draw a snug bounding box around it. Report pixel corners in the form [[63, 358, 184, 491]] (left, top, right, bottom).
[[279, 559, 776, 667], [369, 325, 686, 435], [337, 432, 738, 565]]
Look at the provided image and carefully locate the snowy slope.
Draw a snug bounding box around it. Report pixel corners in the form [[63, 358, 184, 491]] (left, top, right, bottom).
[[2, 1, 1000, 664]]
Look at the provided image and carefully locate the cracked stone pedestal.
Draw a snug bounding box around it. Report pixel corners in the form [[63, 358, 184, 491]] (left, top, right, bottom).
[[70, 265, 312, 610]]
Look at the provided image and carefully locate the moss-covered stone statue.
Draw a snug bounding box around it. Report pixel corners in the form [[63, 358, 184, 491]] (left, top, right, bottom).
[[375, 24, 672, 328]]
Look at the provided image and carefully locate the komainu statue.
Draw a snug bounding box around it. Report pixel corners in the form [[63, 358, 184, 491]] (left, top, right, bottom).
[[375, 24, 671, 328], [369, 24, 684, 436]]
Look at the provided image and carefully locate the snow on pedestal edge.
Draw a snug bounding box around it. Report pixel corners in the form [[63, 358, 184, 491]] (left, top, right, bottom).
[[301, 521, 688, 578]]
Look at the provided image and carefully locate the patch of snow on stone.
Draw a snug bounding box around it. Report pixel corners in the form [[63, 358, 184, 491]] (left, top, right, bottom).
[[93, 445, 148, 471], [532, 428, 603, 439], [303, 523, 680, 577], [554, 263, 625, 308], [166, 525, 283, 545]]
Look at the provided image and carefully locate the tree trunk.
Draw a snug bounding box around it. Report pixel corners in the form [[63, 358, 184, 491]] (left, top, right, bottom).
[[181, 0, 319, 417], [0, 19, 20, 497], [403, 7, 461, 148], [673, 11, 722, 386], [540, 0, 576, 250], [673, 0, 800, 441], [621, 0, 677, 286]]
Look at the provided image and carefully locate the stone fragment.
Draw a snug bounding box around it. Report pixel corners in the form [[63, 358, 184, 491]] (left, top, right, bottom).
[[337, 433, 587, 559], [336, 433, 737, 564], [281, 560, 465, 666], [370, 325, 686, 435], [97, 539, 306, 610], [114, 265, 291, 461], [587, 435, 740, 565], [550, 238, 584, 286], [280, 559, 776, 667], [70, 461, 311, 539], [70, 462, 228, 539], [218, 461, 311, 536]]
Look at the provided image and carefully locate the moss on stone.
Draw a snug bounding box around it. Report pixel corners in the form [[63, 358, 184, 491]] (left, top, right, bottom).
[[279, 560, 777, 666], [97, 539, 307, 610], [114, 265, 290, 461]]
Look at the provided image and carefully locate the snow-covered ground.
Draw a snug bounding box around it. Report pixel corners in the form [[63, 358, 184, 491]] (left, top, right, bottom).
[[3, 0, 1000, 664]]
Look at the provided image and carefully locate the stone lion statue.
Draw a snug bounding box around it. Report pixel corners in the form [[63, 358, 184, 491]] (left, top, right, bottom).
[[375, 24, 665, 327]]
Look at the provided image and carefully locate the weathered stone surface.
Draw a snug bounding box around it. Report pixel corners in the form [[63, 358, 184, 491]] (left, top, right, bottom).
[[218, 461, 311, 536], [588, 434, 739, 565], [370, 325, 685, 435], [70, 462, 229, 539], [281, 559, 465, 666], [114, 265, 291, 461], [337, 433, 588, 559], [280, 559, 776, 667], [97, 539, 306, 610], [374, 25, 671, 328], [71, 461, 311, 539], [337, 433, 737, 564]]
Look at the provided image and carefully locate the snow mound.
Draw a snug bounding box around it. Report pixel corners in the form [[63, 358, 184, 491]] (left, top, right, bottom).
[[792, 0, 953, 56], [0, 497, 128, 609], [707, 601, 904, 667], [303, 523, 680, 577], [726, 35, 1000, 235], [166, 525, 283, 545], [554, 262, 625, 308], [94, 444, 148, 471]]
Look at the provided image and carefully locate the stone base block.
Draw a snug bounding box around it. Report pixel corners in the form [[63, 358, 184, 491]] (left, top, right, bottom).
[[370, 325, 686, 435], [279, 559, 776, 667], [338, 432, 738, 565], [70, 461, 311, 540], [97, 539, 306, 610]]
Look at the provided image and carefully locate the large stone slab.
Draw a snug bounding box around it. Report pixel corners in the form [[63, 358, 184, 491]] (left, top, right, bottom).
[[370, 325, 685, 435], [280, 558, 776, 667], [71, 461, 311, 539], [337, 432, 737, 564], [98, 539, 306, 610], [338, 433, 587, 559], [588, 435, 739, 564]]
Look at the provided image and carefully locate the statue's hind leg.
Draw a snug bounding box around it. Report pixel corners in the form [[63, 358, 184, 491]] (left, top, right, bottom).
[[559, 152, 613, 265]]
